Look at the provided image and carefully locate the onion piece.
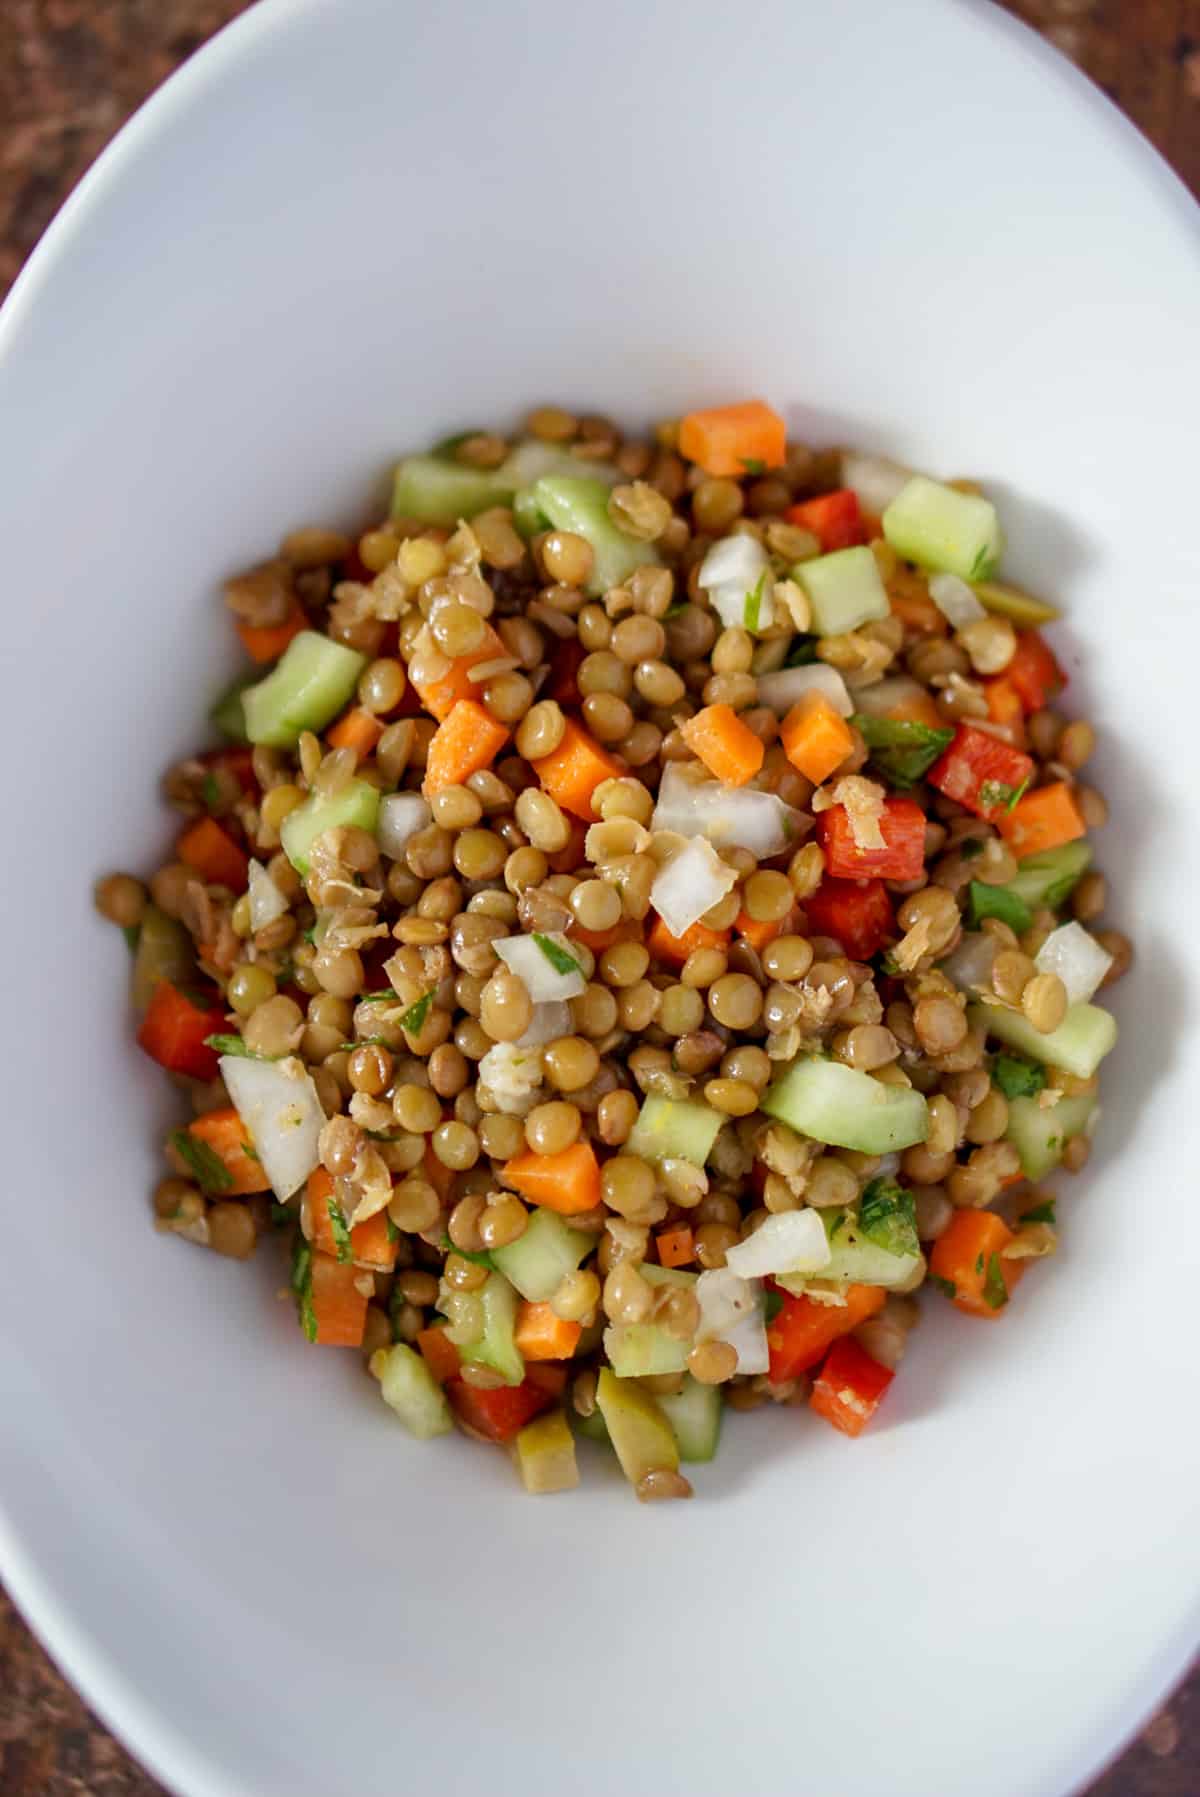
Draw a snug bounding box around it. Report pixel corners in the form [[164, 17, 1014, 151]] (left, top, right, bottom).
[[928, 572, 986, 628], [516, 1001, 573, 1048], [724, 1209, 831, 1279], [697, 535, 775, 634], [940, 931, 998, 993], [378, 793, 432, 861], [219, 1054, 323, 1199], [476, 1040, 544, 1115], [247, 858, 288, 933], [695, 1268, 769, 1374], [840, 451, 914, 517], [494, 932, 586, 1001], [651, 763, 807, 858], [1035, 922, 1113, 1005], [849, 674, 935, 720], [756, 663, 853, 719], [649, 837, 737, 939]]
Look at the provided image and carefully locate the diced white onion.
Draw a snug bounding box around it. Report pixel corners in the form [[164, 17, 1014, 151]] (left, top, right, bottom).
[[247, 858, 288, 933], [840, 451, 914, 517], [928, 572, 986, 627], [697, 534, 774, 634], [849, 675, 933, 720], [378, 793, 432, 861], [873, 1153, 902, 1180], [724, 1209, 831, 1279], [756, 663, 853, 719], [477, 1041, 544, 1114], [219, 1054, 323, 1199], [494, 933, 585, 1001], [695, 1268, 769, 1374], [516, 1001, 573, 1048], [651, 763, 807, 858], [649, 837, 737, 939], [940, 931, 998, 993], [1035, 922, 1114, 1005]]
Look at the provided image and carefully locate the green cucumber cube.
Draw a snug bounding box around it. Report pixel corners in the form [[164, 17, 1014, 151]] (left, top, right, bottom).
[[491, 1207, 593, 1302], [280, 777, 380, 876], [795, 545, 890, 635], [883, 476, 1003, 581], [242, 631, 367, 747], [532, 476, 658, 596], [1006, 1092, 1098, 1180], [761, 1058, 929, 1155], [970, 1000, 1117, 1080], [626, 1096, 723, 1167]]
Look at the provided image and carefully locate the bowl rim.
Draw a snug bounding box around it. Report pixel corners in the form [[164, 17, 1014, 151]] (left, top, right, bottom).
[[1, 3, 1197, 1794]]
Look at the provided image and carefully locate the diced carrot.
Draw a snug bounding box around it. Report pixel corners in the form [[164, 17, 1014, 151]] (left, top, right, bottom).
[[176, 816, 249, 891], [186, 1107, 270, 1195], [502, 1141, 602, 1216], [514, 1300, 582, 1362], [928, 1210, 1024, 1318], [887, 576, 948, 638], [983, 676, 1027, 743], [409, 620, 507, 721], [308, 1253, 369, 1347], [417, 1326, 461, 1384], [305, 1167, 397, 1271], [734, 907, 794, 953], [780, 691, 855, 786], [809, 1336, 894, 1437], [647, 914, 730, 967], [570, 917, 640, 953], [531, 717, 624, 820], [236, 597, 307, 665], [422, 698, 509, 796], [996, 780, 1086, 860], [679, 703, 765, 788], [1006, 630, 1064, 714], [766, 1283, 886, 1383], [327, 706, 384, 757], [678, 400, 787, 478], [786, 490, 865, 552], [656, 1226, 695, 1269]]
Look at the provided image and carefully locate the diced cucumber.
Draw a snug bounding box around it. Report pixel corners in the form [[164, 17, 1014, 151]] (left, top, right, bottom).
[[242, 631, 367, 747], [512, 486, 551, 541], [532, 476, 658, 596], [1006, 1092, 1098, 1180], [390, 456, 515, 525], [280, 777, 380, 876], [603, 1321, 690, 1379], [464, 1272, 525, 1387], [761, 1058, 929, 1154], [573, 1405, 611, 1445], [210, 675, 254, 743], [512, 1410, 579, 1494], [491, 1206, 593, 1302], [970, 1000, 1117, 1080], [778, 1206, 920, 1293], [373, 1343, 454, 1439], [626, 1095, 723, 1167], [595, 1367, 679, 1485], [882, 476, 1003, 581], [968, 880, 1031, 935], [656, 1375, 722, 1463], [130, 904, 194, 1011], [794, 545, 890, 635], [971, 579, 1060, 627], [641, 1264, 698, 1291], [1003, 840, 1093, 913]]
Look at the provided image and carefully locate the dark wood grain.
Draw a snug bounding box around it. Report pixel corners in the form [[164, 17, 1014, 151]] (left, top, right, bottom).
[[0, 3, 1196, 1793]]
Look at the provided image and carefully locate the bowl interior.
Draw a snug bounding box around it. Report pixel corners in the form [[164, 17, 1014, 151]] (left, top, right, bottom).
[[1, 2, 1198, 1794]]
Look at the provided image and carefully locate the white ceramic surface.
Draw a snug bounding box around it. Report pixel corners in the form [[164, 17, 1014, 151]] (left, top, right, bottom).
[[1, 1, 1198, 1792]]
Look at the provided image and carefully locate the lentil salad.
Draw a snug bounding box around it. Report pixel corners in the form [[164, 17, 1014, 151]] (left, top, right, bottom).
[[95, 397, 1129, 1500]]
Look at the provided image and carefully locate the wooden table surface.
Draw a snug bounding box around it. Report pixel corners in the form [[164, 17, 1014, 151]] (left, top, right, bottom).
[[1, 2, 1197, 1792]]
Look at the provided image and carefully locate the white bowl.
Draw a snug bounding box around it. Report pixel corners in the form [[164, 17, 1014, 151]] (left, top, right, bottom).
[[2, 2, 1197, 1792]]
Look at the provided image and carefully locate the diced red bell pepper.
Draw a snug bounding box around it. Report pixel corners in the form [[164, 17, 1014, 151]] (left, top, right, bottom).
[[927, 724, 1035, 822], [547, 637, 586, 709], [136, 979, 226, 1080], [816, 795, 927, 882], [176, 816, 250, 891], [804, 876, 894, 960], [809, 1336, 895, 1438], [1005, 631, 1064, 714], [786, 489, 866, 552], [445, 1375, 553, 1443], [766, 1283, 886, 1383]]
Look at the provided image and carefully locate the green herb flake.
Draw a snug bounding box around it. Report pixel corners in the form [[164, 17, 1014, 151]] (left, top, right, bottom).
[[269, 1201, 293, 1229], [327, 1196, 352, 1264], [740, 457, 767, 476], [401, 991, 435, 1034], [763, 1288, 784, 1326], [983, 1252, 1009, 1311], [930, 1274, 957, 1300], [1022, 1200, 1057, 1226], [440, 1233, 496, 1271], [170, 1129, 233, 1193], [1004, 774, 1031, 815], [662, 601, 689, 620], [979, 779, 1016, 813], [532, 933, 581, 977], [970, 544, 997, 581], [857, 1178, 920, 1259], [337, 1038, 387, 1052], [960, 837, 985, 862], [992, 1053, 1046, 1100], [362, 988, 402, 1004], [122, 924, 140, 951], [743, 571, 767, 634], [851, 714, 954, 791], [203, 1033, 269, 1060], [783, 634, 819, 667], [385, 1214, 400, 1244], [201, 771, 222, 813], [975, 1253, 985, 1275], [303, 926, 318, 944]]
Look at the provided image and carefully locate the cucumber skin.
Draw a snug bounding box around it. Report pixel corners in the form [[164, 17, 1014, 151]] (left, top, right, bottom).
[[656, 1376, 723, 1463], [376, 1345, 454, 1439], [603, 1322, 690, 1378], [796, 546, 890, 635], [532, 476, 658, 596], [626, 1095, 724, 1167], [467, 1273, 525, 1387], [761, 1058, 929, 1155], [280, 778, 380, 876], [1006, 1092, 1097, 1179], [970, 1000, 1117, 1080], [491, 1207, 592, 1302], [242, 631, 366, 747], [1005, 840, 1093, 912], [391, 455, 515, 525], [882, 476, 1003, 581]]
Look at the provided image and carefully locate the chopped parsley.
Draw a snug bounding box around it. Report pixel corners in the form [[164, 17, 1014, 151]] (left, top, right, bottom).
[[327, 1196, 352, 1263], [401, 991, 435, 1034], [203, 1033, 271, 1060], [662, 601, 689, 620], [783, 634, 819, 667], [763, 1287, 784, 1326], [337, 1038, 387, 1051], [857, 1179, 919, 1259], [743, 571, 767, 634], [739, 457, 766, 476], [960, 837, 985, 862], [269, 1201, 293, 1229], [982, 1252, 1009, 1311], [532, 934, 581, 977], [967, 880, 1031, 934], [441, 1234, 496, 1271], [992, 1053, 1046, 1100], [1022, 1199, 1057, 1226], [1004, 774, 1030, 815], [170, 1129, 232, 1193], [978, 776, 1029, 814], [970, 545, 996, 580], [851, 714, 953, 790], [291, 1236, 317, 1342], [930, 1274, 957, 1300], [362, 988, 402, 1003], [122, 924, 140, 951], [201, 771, 222, 813]]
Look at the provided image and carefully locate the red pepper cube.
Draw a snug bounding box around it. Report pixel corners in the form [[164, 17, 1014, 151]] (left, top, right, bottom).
[[809, 1336, 895, 1437], [445, 1375, 553, 1443], [804, 876, 894, 961], [1006, 631, 1064, 714], [786, 489, 866, 552], [927, 724, 1035, 822], [816, 795, 927, 882], [136, 980, 226, 1081]]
